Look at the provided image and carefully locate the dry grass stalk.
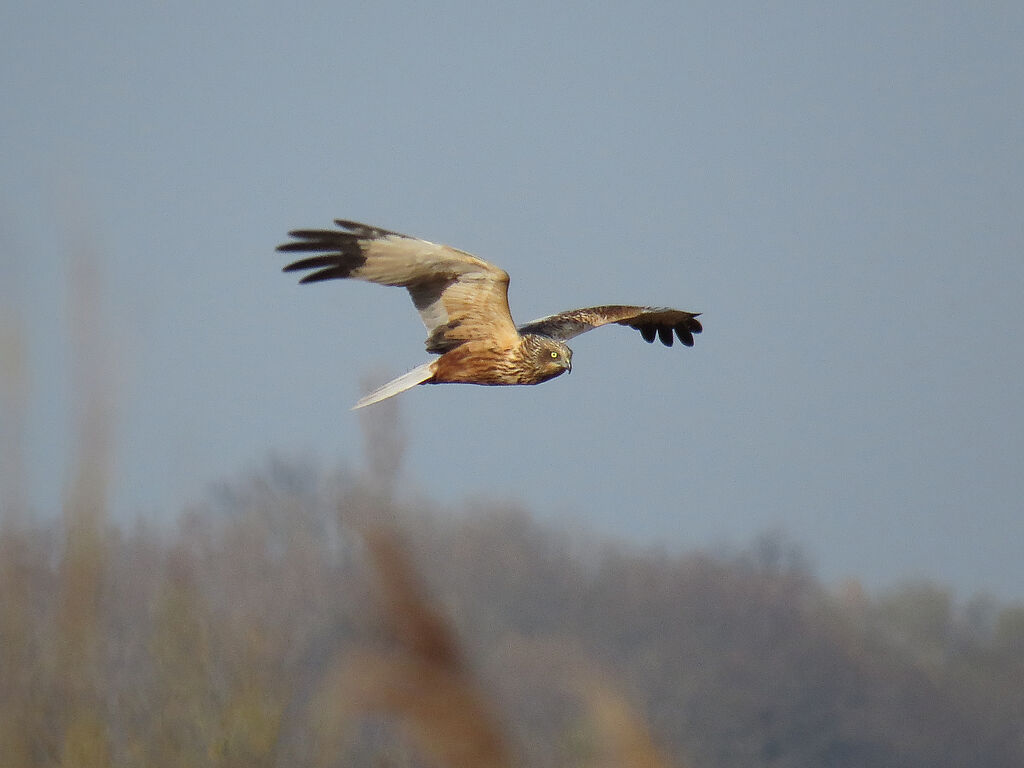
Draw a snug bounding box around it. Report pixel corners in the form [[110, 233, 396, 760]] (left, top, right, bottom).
[[314, 522, 684, 768], [574, 674, 674, 768], [316, 525, 513, 768], [56, 226, 114, 765]]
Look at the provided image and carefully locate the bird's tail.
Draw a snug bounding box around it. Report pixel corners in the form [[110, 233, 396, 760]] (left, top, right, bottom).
[[353, 361, 436, 409]]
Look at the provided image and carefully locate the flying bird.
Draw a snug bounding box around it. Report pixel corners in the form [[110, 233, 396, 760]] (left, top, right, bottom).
[[279, 220, 702, 409]]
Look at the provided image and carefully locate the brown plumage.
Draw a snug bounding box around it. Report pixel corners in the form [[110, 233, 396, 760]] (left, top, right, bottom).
[[279, 220, 702, 408]]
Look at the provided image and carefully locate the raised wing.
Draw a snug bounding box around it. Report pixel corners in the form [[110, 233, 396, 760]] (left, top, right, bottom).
[[518, 305, 702, 347], [279, 220, 520, 354]]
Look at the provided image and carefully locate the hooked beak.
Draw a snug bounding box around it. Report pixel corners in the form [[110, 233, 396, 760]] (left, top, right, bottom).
[[565, 357, 572, 374]]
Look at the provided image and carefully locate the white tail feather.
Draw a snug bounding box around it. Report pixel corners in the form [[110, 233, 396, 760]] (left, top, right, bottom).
[[352, 361, 436, 409]]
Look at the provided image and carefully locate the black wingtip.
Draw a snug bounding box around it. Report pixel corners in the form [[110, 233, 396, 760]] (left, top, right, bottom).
[[278, 224, 370, 281], [282, 256, 339, 272], [333, 219, 405, 239], [674, 320, 699, 346], [297, 267, 354, 283]]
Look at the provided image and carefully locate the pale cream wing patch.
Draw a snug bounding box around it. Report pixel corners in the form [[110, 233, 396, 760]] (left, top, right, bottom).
[[398, 247, 518, 354], [280, 221, 519, 354]]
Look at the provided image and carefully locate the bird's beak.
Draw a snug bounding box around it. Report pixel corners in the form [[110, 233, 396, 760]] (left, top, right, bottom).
[[565, 358, 572, 374]]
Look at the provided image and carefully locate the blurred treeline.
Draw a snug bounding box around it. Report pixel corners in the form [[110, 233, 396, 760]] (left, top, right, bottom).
[[1, 453, 1023, 768]]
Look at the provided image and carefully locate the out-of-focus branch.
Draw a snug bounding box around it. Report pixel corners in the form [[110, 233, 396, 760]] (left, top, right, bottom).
[[316, 525, 513, 768], [57, 219, 114, 767]]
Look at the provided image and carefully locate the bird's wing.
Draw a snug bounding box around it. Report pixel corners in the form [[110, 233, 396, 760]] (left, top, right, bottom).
[[517, 305, 702, 347], [279, 220, 519, 354]]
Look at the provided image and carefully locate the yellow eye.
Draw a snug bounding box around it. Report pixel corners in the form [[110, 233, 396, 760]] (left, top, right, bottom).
[[550, 351, 559, 359]]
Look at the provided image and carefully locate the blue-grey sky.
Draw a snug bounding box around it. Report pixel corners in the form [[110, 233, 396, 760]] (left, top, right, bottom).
[[2, 2, 1022, 598]]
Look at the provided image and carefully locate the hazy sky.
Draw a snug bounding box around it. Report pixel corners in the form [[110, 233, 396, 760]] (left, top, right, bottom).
[[2, 2, 1022, 598]]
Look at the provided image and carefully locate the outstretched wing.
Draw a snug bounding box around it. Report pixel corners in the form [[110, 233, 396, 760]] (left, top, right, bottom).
[[279, 220, 519, 354], [518, 305, 702, 347]]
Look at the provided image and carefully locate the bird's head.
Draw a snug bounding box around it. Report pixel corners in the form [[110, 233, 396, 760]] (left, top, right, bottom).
[[525, 335, 572, 380]]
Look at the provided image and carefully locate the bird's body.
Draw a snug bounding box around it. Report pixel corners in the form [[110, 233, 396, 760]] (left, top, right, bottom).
[[432, 335, 572, 386], [279, 220, 701, 408]]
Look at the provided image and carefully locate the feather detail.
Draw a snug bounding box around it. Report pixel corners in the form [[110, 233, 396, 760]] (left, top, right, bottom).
[[353, 361, 436, 410]]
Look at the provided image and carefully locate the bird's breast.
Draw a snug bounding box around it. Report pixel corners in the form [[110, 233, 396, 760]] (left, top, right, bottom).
[[432, 341, 555, 386]]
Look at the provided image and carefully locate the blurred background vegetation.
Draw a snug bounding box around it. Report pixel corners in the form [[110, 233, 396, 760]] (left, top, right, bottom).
[[1, 435, 1023, 766]]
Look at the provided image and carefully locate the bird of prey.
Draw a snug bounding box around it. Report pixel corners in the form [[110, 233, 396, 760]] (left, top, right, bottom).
[[279, 220, 702, 409]]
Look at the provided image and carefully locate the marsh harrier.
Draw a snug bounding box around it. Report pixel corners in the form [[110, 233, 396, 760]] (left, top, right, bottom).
[[279, 220, 702, 408]]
